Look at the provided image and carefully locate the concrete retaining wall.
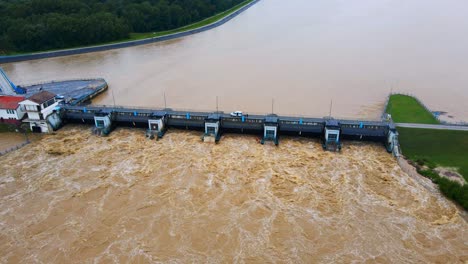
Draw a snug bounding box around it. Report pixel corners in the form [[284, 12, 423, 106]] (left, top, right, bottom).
[[0, 0, 260, 64], [0, 140, 29, 156]]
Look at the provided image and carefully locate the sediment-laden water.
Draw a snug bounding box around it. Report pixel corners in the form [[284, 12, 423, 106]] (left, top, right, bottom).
[[0, 133, 27, 152], [0, 126, 466, 263], [2, 0, 468, 122]]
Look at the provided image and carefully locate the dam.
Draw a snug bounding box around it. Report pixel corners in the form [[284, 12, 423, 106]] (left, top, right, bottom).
[[2, 67, 400, 156], [1, 1, 467, 262], [3, 0, 468, 122], [48, 104, 401, 156]]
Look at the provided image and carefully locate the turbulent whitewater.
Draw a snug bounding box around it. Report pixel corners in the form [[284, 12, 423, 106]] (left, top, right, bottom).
[[0, 126, 466, 263]]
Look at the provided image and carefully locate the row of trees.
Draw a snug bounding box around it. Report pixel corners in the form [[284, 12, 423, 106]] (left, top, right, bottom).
[[0, 0, 245, 54]]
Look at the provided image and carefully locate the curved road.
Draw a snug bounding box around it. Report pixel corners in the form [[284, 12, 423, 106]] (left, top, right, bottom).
[[0, 0, 259, 63]]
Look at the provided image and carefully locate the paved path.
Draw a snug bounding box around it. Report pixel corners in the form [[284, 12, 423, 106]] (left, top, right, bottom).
[[396, 123, 468, 131]]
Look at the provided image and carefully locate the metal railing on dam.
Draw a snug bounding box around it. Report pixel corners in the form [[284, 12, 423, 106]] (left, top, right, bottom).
[[50, 104, 401, 155], [0, 0, 260, 64]]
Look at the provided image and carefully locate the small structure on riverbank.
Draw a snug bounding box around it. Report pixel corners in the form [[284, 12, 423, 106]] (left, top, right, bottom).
[[0, 95, 26, 125], [0, 69, 108, 131], [0, 68, 108, 105], [19, 91, 60, 133]]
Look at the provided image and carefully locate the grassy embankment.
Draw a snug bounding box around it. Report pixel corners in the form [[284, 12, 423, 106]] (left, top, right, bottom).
[[387, 94, 468, 210], [5, 0, 254, 56], [386, 94, 439, 124], [0, 123, 32, 134], [0, 123, 18, 132]]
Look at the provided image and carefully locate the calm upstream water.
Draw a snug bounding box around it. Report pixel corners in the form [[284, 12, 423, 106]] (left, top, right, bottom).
[[1, 0, 468, 121]]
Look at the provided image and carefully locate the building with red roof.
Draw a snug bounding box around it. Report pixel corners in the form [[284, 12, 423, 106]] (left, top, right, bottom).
[[19, 91, 60, 133], [0, 95, 26, 125]]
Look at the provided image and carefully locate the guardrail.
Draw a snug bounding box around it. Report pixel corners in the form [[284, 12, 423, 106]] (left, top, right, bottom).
[[0, 0, 260, 64], [18, 77, 105, 87], [439, 121, 468, 126], [65, 104, 391, 126]]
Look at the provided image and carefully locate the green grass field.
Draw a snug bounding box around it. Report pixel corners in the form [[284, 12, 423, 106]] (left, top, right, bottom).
[[389, 94, 467, 210], [398, 127, 468, 180], [398, 127, 468, 210], [0, 123, 17, 133], [386, 94, 439, 124]]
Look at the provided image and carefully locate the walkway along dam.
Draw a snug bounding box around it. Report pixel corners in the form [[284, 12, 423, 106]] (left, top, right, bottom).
[[46, 104, 401, 156], [2, 67, 401, 156]]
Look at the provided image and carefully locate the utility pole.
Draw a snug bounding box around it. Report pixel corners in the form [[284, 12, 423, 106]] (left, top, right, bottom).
[[24, 130, 29, 143], [164, 91, 167, 109], [329, 99, 333, 118], [271, 98, 274, 114], [111, 90, 116, 111], [216, 96, 219, 113]]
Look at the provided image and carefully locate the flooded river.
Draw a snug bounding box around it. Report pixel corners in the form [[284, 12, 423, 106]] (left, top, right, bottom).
[[0, 127, 466, 263], [1, 1, 467, 262], [1, 0, 468, 121], [0, 133, 26, 152]]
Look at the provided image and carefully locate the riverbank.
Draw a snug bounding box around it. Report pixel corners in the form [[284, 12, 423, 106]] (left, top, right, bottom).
[[0, 123, 18, 133], [386, 94, 439, 124], [0, 0, 258, 64], [386, 94, 468, 210], [0, 123, 42, 154]]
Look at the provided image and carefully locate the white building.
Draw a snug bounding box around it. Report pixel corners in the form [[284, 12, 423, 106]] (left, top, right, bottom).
[[0, 95, 26, 125], [19, 91, 60, 133]]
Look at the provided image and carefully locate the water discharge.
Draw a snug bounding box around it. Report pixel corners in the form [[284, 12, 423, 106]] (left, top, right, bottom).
[[1, 1, 468, 261], [0, 126, 466, 263], [2, 0, 468, 122]]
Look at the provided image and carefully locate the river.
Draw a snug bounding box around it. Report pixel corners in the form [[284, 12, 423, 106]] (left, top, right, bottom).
[[0, 133, 27, 152], [1, 0, 468, 122], [0, 2, 467, 262], [0, 126, 466, 263]]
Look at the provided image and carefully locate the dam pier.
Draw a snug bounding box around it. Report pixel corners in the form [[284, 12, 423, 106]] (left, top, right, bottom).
[[1, 68, 400, 156], [48, 104, 401, 156]]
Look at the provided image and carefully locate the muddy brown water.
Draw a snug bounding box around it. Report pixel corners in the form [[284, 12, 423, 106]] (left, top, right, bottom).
[[0, 133, 26, 152], [0, 126, 466, 263], [1, 0, 468, 262], [2, 0, 468, 122]]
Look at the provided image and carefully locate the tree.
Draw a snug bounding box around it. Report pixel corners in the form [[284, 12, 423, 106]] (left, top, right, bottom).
[[0, 0, 246, 53]]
